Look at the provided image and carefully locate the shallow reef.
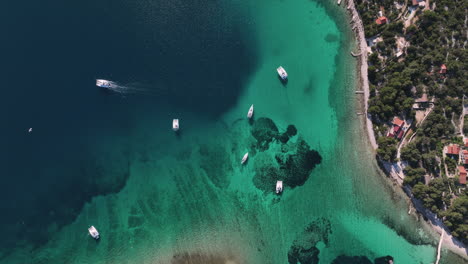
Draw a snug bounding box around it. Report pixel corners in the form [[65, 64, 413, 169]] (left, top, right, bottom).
[[251, 117, 280, 151], [288, 218, 332, 264], [251, 117, 322, 193], [330, 255, 373, 264]]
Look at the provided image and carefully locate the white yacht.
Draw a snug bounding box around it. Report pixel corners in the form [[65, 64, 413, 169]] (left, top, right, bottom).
[[28, 128, 32, 133], [241, 152, 249, 164], [247, 104, 254, 119], [276, 66, 288, 80], [276, 181, 283, 194], [96, 79, 112, 88], [172, 119, 179, 131], [88, 226, 100, 239]]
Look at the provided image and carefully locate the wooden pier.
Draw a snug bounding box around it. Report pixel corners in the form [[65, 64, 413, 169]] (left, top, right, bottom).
[[435, 233, 443, 264]]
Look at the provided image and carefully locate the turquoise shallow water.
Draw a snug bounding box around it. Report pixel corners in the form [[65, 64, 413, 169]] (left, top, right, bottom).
[[1, 0, 465, 263]]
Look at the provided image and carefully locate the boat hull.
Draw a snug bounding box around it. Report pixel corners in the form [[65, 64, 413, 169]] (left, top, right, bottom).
[[247, 105, 254, 119], [276, 67, 288, 80], [241, 153, 249, 164], [172, 119, 179, 131], [276, 181, 283, 194], [96, 79, 112, 88], [88, 226, 100, 239]]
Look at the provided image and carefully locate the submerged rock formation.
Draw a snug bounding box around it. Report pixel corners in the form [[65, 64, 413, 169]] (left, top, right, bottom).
[[330, 255, 373, 264], [288, 245, 320, 264], [288, 218, 332, 264], [251, 117, 321, 193], [275, 139, 322, 188], [251, 117, 279, 151], [374, 256, 394, 264], [279, 125, 297, 143]]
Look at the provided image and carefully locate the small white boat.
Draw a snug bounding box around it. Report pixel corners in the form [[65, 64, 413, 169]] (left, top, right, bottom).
[[276, 181, 283, 194], [172, 119, 179, 131], [96, 79, 112, 88], [247, 104, 254, 119], [88, 226, 100, 239], [277, 66, 288, 80], [28, 128, 32, 133], [241, 152, 249, 164]]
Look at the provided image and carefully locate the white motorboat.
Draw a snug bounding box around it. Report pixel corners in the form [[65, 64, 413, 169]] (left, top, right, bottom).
[[276, 181, 283, 194], [276, 66, 288, 80], [247, 104, 254, 119], [241, 152, 249, 164], [88, 226, 100, 239], [96, 79, 112, 88], [28, 128, 32, 133], [172, 119, 179, 131]]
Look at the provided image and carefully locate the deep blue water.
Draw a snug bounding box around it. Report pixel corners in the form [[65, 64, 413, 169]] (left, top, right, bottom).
[[0, 0, 255, 249]]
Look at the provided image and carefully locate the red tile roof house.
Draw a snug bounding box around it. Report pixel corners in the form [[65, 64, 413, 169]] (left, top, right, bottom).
[[445, 144, 460, 157], [393, 117, 405, 127], [464, 138, 468, 148], [375, 17, 388, 25], [387, 117, 405, 139], [459, 166, 467, 185], [392, 116, 405, 127], [440, 64, 447, 74], [412, 0, 418, 6]]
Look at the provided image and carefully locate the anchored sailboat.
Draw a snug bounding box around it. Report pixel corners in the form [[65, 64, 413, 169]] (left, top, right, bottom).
[[241, 152, 249, 164], [247, 104, 254, 119]]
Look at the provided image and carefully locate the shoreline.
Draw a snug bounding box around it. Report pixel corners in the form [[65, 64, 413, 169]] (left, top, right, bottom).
[[344, 0, 377, 151], [403, 186, 468, 258], [342, 0, 468, 259]]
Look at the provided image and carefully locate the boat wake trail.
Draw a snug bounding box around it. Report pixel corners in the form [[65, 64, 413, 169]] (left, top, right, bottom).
[[97, 79, 168, 96]]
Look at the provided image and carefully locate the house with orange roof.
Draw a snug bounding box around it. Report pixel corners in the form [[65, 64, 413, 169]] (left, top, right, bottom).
[[459, 166, 467, 185], [387, 117, 406, 140], [376, 16, 388, 25], [392, 117, 405, 127], [440, 64, 447, 74], [446, 144, 460, 157]]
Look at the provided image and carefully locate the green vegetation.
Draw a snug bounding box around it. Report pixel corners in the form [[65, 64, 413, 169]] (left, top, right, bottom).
[[401, 142, 420, 167], [356, 0, 468, 244], [376, 137, 397, 162], [441, 191, 468, 244], [413, 178, 450, 214], [403, 166, 425, 186], [445, 156, 457, 174]]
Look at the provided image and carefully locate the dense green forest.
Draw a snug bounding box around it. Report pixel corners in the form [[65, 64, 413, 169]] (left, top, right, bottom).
[[356, 0, 468, 244]]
